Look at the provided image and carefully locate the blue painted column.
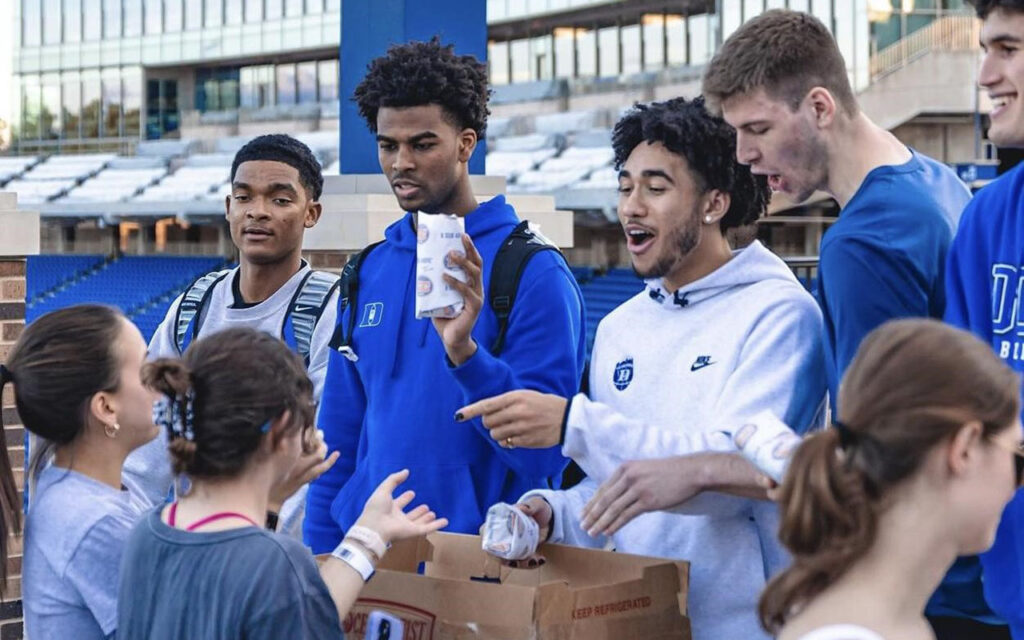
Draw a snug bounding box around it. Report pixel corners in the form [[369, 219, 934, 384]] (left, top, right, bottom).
[[340, 0, 488, 175]]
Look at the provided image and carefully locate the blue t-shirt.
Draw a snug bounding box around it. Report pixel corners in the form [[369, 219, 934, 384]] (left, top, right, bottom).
[[118, 508, 342, 640], [945, 162, 1024, 634], [818, 149, 967, 406], [23, 465, 147, 640]]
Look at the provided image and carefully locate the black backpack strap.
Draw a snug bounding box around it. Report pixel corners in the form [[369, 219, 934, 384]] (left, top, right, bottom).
[[327, 241, 384, 362], [489, 220, 563, 355], [173, 269, 233, 355], [282, 270, 341, 367]]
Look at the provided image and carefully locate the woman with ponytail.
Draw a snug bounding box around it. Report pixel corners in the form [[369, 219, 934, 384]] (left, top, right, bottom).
[[10, 305, 160, 639], [118, 327, 446, 639], [762, 318, 1023, 640]]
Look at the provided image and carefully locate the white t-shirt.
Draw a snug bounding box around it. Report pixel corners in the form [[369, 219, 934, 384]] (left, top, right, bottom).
[[123, 262, 340, 507], [797, 624, 887, 640]]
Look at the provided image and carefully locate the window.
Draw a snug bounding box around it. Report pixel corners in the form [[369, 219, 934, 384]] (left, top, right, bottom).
[[666, 15, 686, 66], [103, 0, 122, 38], [642, 16, 664, 71], [185, 0, 203, 29], [325, 0, 339, 10], [688, 14, 711, 65], [84, 0, 102, 39], [597, 26, 618, 77], [225, 0, 243, 24], [103, 72, 123, 137], [510, 39, 530, 83], [124, 1, 143, 36], [489, 41, 510, 85], [577, 28, 595, 77], [297, 61, 317, 103], [205, 0, 223, 26], [285, 0, 304, 17], [22, 0, 41, 47], [553, 29, 573, 79], [62, 75, 81, 139], [164, 0, 182, 31], [306, 0, 323, 14], [82, 73, 101, 138], [317, 59, 337, 102], [277, 64, 296, 105], [123, 68, 142, 137], [43, 0, 62, 45], [245, 0, 262, 22], [145, 0, 163, 34], [240, 64, 274, 108], [41, 75, 62, 140], [265, 0, 282, 19], [21, 78, 41, 140], [64, 0, 82, 42]]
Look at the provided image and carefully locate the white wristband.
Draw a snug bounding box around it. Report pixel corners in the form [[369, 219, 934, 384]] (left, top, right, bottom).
[[331, 541, 376, 582], [345, 525, 388, 561]]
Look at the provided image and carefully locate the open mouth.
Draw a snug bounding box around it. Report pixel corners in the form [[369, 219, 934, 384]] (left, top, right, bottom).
[[625, 226, 656, 255], [392, 181, 421, 200], [767, 175, 785, 192]]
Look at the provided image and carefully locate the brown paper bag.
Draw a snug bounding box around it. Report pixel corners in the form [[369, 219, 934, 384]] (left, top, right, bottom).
[[321, 532, 691, 640]]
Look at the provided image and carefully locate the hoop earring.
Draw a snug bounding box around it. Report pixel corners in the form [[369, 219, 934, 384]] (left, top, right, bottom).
[[104, 422, 120, 439]]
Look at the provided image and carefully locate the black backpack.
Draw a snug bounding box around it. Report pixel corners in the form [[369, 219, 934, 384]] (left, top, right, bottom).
[[328, 220, 564, 361]]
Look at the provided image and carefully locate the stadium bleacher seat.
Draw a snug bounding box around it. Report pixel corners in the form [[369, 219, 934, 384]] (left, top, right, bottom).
[[59, 157, 168, 204], [534, 110, 606, 136], [27, 255, 228, 342], [134, 153, 233, 202], [26, 254, 107, 301], [0, 156, 39, 187]]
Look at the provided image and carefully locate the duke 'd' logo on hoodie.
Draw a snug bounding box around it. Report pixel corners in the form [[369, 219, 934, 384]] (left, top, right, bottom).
[[613, 357, 634, 391]]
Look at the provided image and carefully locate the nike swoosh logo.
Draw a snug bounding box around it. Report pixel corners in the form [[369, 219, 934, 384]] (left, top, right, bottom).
[[690, 361, 715, 371]]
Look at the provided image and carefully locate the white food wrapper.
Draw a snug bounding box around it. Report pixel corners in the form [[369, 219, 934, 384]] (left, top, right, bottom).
[[728, 411, 802, 483], [415, 212, 467, 319], [481, 502, 540, 561]]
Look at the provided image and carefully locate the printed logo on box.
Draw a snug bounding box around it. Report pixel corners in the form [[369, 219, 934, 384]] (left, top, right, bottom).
[[346, 599, 436, 639], [443, 250, 465, 270], [417, 225, 430, 244]]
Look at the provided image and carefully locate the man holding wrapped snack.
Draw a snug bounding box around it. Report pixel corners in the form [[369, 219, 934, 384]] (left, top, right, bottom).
[[460, 97, 827, 639], [304, 38, 587, 554]]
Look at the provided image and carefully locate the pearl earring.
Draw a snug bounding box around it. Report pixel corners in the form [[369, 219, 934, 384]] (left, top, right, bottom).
[[704, 216, 713, 223], [104, 422, 120, 439]]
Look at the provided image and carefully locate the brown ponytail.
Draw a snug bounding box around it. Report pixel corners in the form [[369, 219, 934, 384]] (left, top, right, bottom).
[[759, 319, 1020, 632], [142, 327, 315, 481]]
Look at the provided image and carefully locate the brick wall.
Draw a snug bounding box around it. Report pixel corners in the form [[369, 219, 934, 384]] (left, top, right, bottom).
[[0, 259, 25, 640]]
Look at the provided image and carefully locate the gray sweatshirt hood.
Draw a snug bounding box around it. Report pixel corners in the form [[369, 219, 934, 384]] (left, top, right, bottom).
[[645, 240, 800, 310]]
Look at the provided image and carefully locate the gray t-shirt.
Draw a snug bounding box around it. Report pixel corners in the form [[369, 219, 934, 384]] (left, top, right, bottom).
[[118, 508, 342, 640], [23, 465, 147, 640]]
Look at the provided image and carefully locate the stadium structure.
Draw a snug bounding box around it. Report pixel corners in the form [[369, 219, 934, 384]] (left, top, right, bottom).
[[0, 0, 1001, 339]]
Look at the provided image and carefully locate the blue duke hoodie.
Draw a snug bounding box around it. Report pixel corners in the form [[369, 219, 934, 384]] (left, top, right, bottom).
[[945, 163, 1024, 637], [304, 196, 587, 553]]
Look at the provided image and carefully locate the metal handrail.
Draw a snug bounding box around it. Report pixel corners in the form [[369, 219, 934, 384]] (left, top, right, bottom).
[[870, 14, 979, 80]]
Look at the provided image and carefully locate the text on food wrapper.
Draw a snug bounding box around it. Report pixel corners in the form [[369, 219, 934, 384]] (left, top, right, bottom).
[[572, 596, 652, 619]]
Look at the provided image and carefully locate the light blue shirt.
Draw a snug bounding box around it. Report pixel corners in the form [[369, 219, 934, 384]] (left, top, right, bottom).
[[23, 465, 146, 640]]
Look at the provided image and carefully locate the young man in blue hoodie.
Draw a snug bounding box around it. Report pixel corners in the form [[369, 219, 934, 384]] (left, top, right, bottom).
[[702, 11, 981, 638], [461, 97, 827, 640], [303, 39, 587, 553], [945, 3, 1024, 638]]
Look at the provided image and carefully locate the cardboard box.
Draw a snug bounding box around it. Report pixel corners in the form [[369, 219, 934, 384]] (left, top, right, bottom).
[[322, 532, 691, 639]]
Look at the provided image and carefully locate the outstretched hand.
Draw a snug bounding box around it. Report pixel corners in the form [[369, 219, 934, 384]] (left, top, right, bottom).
[[354, 469, 449, 545]]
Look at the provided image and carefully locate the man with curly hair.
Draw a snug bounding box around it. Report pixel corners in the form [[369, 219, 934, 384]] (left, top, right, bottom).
[[460, 97, 827, 640], [304, 39, 586, 553]]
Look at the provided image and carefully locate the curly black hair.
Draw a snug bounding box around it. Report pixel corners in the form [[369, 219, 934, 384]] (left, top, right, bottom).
[[612, 96, 770, 231], [353, 37, 491, 138], [230, 134, 324, 201], [967, 0, 1024, 17]]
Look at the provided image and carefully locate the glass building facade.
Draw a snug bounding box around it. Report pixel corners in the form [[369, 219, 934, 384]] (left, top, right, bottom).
[[13, 0, 340, 148], [485, 0, 969, 90]]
